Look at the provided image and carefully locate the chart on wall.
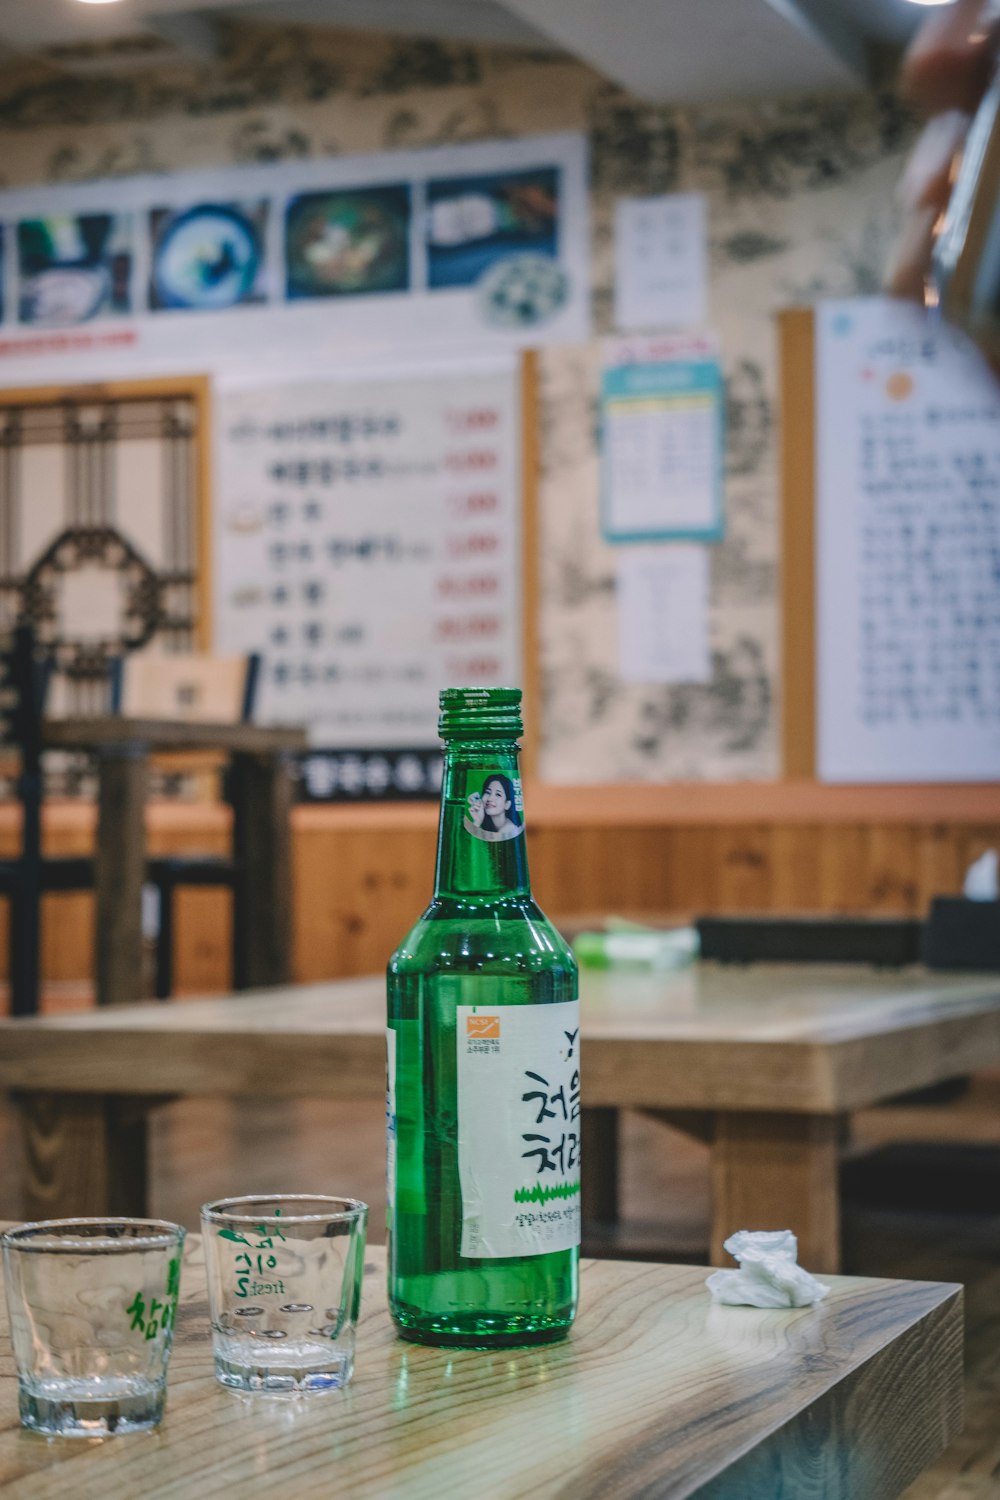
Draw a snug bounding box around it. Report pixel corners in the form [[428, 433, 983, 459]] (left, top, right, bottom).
[[0, 133, 587, 386], [215, 357, 523, 800], [816, 297, 1000, 783]]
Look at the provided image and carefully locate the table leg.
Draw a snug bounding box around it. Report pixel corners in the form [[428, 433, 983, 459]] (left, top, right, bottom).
[[711, 1111, 841, 1274], [15, 1092, 149, 1219], [230, 750, 294, 990], [95, 745, 148, 1006], [582, 1107, 620, 1224]]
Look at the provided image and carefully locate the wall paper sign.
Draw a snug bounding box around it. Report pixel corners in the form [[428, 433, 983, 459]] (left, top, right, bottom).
[[600, 333, 725, 543], [816, 297, 1000, 783], [215, 355, 524, 777], [613, 193, 708, 333], [297, 747, 443, 803], [0, 133, 589, 385]]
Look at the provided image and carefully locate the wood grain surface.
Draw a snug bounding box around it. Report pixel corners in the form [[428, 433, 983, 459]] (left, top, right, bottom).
[[0, 1241, 962, 1500], [2, 966, 998, 1115], [93, 747, 147, 1008], [43, 719, 307, 754], [2, 793, 997, 998]]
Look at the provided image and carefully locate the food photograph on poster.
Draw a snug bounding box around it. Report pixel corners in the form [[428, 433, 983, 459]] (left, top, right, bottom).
[[16, 213, 132, 326], [148, 201, 268, 312], [285, 184, 410, 299], [425, 166, 559, 288]]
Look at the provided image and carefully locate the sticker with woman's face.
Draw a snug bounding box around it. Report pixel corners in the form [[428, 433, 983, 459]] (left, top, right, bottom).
[[463, 772, 524, 842]]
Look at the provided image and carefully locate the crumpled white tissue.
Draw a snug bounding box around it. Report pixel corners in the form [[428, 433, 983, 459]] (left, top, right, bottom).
[[964, 849, 999, 902], [705, 1230, 830, 1309]]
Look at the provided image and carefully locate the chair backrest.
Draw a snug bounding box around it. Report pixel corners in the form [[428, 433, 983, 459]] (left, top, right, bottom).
[[110, 651, 260, 725], [0, 623, 47, 763]]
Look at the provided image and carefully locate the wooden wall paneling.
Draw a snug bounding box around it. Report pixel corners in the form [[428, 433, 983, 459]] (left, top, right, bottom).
[[862, 826, 922, 914], [779, 308, 817, 779], [769, 825, 824, 912], [40, 806, 94, 982], [526, 826, 598, 916], [915, 826, 966, 912], [173, 887, 231, 994], [715, 824, 774, 911], [663, 826, 718, 915], [292, 822, 436, 983], [3, 804, 1000, 993], [619, 825, 685, 914], [817, 825, 870, 914]]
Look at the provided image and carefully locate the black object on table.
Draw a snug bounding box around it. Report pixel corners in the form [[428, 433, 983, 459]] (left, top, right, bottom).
[[922, 896, 1000, 971], [697, 914, 924, 967]]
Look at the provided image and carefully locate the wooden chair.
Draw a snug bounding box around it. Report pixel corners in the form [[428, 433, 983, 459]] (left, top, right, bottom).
[[109, 652, 260, 725], [0, 640, 262, 1013], [0, 626, 48, 1016], [109, 651, 261, 999]]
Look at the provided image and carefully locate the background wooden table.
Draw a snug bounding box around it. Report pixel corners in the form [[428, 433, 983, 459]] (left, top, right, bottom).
[[43, 718, 306, 1006], [2, 964, 998, 1271], [0, 1239, 962, 1499]]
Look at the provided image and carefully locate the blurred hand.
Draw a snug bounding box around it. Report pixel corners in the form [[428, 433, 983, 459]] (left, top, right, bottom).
[[886, 0, 1000, 300]]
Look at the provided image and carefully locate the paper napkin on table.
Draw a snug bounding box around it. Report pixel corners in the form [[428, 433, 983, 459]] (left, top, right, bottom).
[[964, 849, 999, 901], [705, 1230, 830, 1308]]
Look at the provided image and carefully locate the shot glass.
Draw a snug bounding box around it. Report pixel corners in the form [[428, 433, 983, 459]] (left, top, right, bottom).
[[201, 1194, 367, 1394], [1, 1217, 186, 1437]]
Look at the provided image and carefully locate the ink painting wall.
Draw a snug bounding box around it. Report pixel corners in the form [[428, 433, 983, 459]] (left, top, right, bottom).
[[0, 24, 915, 784]]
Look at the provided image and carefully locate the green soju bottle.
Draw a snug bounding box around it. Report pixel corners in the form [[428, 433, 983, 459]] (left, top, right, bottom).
[[387, 687, 580, 1348]]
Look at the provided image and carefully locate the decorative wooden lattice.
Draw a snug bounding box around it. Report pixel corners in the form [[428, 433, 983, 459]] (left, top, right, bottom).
[[0, 392, 201, 716]]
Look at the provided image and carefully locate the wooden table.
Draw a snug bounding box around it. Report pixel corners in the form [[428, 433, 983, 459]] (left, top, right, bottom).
[[43, 718, 307, 1006], [2, 964, 999, 1272], [0, 1239, 962, 1499]]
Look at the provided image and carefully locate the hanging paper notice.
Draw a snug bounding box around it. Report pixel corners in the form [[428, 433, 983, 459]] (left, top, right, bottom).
[[215, 356, 523, 798], [616, 544, 711, 684], [816, 297, 1000, 783], [601, 333, 724, 542], [0, 132, 589, 386], [614, 194, 708, 332]]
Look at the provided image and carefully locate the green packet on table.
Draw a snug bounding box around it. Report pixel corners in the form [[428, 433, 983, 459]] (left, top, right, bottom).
[[573, 920, 699, 972]]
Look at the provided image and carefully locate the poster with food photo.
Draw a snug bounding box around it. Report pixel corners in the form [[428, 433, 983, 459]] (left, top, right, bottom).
[[148, 201, 269, 312], [17, 213, 132, 326]]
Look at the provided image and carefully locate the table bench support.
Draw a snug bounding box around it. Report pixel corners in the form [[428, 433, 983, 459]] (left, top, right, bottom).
[[230, 752, 294, 990], [95, 747, 148, 1007], [581, 1106, 620, 1224], [711, 1111, 841, 1274], [14, 1092, 149, 1220]]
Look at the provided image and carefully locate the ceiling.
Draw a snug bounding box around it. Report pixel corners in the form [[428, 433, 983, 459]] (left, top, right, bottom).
[[0, 0, 933, 99]]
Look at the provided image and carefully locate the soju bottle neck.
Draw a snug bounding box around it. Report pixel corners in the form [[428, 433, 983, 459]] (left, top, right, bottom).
[[434, 742, 531, 902]]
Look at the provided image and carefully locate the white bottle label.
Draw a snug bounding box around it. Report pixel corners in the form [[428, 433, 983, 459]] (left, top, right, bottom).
[[456, 1000, 581, 1259]]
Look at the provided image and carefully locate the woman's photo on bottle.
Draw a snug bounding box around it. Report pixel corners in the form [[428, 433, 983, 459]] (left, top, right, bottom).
[[464, 773, 523, 842]]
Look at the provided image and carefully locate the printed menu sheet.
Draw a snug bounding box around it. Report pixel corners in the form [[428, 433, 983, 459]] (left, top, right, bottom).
[[215, 358, 522, 796], [613, 193, 708, 333], [601, 333, 724, 542], [816, 298, 1000, 782]]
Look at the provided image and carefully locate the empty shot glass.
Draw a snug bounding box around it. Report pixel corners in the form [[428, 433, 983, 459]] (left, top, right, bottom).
[[1, 1217, 186, 1437], [201, 1194, 368, 1394]]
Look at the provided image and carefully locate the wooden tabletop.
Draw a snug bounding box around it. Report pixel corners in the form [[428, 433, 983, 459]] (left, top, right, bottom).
[[43, 717, 307, 755], [0, 1240, 961, 1500], [1, 965, 998, 1114]]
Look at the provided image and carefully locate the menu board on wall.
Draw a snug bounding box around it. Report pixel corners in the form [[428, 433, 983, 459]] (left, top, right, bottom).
[[215, 357, 523, 800], [0, 132, 588, 387], [601, 332, 725, 542], [816, 297, 1000, 783]]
